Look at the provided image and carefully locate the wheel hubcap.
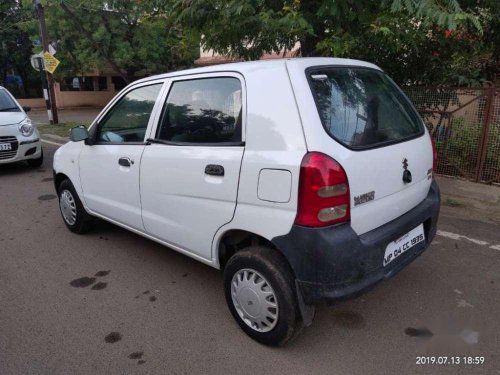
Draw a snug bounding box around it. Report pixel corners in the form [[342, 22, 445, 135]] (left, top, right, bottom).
[[60, 190, 77, 225], [231, 268, 279, 332]]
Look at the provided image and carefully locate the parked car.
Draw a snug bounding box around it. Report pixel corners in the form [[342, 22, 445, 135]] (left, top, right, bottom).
[[0, 86, 43, 167], [53, 58, 440, 346]]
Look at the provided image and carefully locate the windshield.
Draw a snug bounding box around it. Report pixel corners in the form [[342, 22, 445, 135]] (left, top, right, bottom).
[[0, 89, 21, 112], [308, 67, 423, 149]]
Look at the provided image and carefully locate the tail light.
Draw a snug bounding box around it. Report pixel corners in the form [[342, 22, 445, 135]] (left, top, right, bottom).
[[295, 152, 350, 227], [429, 132, 437, 171]]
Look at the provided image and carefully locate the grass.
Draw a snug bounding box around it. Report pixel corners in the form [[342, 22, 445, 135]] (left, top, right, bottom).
[[443, 197, 465, 207], [36, 122, 83, 138]]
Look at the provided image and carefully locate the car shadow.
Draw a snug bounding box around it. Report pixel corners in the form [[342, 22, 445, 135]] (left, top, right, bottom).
[[0, 161, 41, 176], [87, 217, 214, 277]]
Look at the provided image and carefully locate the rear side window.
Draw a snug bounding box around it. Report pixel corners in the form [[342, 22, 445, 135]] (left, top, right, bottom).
[[308, 67, 423, 149], [157, 77, 242, 144]]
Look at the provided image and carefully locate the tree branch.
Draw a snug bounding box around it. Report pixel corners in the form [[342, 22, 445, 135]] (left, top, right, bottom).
[[59, 1, 130, 83]]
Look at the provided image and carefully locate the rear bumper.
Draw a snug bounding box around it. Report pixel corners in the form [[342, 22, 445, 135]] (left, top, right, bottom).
[[272, 180, 440, 305]]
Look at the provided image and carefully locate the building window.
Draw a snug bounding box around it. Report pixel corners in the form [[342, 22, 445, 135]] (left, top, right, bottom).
[[97, 77, 108, 91], [60, 76, 94, 91]]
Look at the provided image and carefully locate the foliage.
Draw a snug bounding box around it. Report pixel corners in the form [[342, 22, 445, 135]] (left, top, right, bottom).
[[174, 0, 497, 86], [3, 0, 498, 93], [20, 0, 200, 83], [443, 117, 500, 181], [174, 0, 309, 60], [0, 0, 41, 97]]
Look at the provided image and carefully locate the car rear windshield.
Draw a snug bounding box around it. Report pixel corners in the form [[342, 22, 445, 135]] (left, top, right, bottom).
[[307, 67, 423, 149]]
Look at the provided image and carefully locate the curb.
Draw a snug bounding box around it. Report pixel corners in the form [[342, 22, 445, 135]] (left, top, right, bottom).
[[41, 133, 69, 142]]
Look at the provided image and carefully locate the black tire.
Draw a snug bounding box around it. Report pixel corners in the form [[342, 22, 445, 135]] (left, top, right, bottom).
[[27, 148, 43, 167], [223, 246, 303, 346], [57, 178, 93, 234]]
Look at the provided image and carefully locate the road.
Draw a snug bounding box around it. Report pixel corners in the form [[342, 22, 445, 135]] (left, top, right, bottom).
[[0, 142, 499, 375]]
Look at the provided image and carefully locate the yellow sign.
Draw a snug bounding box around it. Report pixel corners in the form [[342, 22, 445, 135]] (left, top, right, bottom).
[[43, 51, 60, 74]]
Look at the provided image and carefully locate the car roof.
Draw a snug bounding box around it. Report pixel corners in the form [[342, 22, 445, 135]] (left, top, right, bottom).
[[133, 57, 382, 86]]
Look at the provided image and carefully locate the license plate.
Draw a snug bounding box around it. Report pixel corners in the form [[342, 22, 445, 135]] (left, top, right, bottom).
[[0, 143, 12, 151], [383, 224, 425, 266]]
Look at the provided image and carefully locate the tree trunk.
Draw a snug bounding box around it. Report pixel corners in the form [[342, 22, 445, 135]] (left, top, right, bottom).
[[300, 35, 316, 57], [298, 1, 324, 57]]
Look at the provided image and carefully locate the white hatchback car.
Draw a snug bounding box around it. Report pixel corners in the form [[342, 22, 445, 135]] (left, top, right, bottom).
[[53, 58, 440, 346], [0, 86, 43, 167]]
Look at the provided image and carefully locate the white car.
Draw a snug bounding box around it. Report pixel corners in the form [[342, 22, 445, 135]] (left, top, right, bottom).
[[53, 58, 440, 346], [0, 86, 43, 167]]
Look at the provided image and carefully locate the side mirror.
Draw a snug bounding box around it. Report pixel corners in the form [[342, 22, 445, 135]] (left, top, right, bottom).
[[22, 106, 31, 113], [69, 126, 89, 142]]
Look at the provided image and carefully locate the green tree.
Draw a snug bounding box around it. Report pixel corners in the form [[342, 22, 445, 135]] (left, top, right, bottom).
[[40, 0, 200, 82], [0, 0, 40, 97], [175, 0, 495, 85]]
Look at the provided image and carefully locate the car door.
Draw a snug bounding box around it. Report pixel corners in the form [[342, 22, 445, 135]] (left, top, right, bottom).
[[140, 73, 245, 260], [79, 81, 164, 231]]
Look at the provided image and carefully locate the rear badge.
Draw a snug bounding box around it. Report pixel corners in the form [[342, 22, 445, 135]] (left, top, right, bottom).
[[354, 191, 375, 206], [402, 158, 412, 184]]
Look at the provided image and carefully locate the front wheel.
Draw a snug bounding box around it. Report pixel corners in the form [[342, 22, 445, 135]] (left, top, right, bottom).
[[223, 246, 303, 346], [57, 179, 93, 234]]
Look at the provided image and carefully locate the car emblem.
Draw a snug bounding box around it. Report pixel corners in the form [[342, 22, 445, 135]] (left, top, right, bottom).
[[354, 191, 375, 206], [402, 158, 412, 183]]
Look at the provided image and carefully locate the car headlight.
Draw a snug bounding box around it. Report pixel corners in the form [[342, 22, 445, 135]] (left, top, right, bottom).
[[19, 118, 34, 137]]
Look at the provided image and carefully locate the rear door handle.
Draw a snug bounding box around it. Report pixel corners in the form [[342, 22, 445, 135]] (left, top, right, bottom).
[[118, 157, 134, 167], [205, 164, 224, 176]]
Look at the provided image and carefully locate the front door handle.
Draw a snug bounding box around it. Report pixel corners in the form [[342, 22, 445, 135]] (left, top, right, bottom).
[[205, 164, 224, 176], [118, 157, 134, 167]]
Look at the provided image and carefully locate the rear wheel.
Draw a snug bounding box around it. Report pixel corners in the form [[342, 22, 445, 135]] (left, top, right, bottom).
[[223, 246, 303, 346], [57, 179, 93, 234], [27, 149, 43, 167]]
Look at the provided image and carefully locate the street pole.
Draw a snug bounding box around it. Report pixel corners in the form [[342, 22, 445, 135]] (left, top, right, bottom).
[[36, 57, 49, 112], [33, 0, 58, 124]]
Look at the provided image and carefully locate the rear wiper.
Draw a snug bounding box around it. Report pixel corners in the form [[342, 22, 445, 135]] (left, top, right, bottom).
[[0, 107, 20, 112]]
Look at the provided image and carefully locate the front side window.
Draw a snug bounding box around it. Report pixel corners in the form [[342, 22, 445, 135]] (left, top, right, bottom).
[[308, 68, 423, 149], [97, 83, 162, 143], [0, 89, 20, 112], [157, 77, 242, 144]]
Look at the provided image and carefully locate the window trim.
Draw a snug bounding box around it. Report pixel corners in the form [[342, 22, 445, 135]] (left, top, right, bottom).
[[305, 65, 425, 151], [149, 72, 246, 147], [88, 80, 166, 146], [146, 138, 244, 147]]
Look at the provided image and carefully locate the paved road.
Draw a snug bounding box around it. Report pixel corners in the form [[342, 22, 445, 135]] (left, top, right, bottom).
[[0, 142, 499, 375]]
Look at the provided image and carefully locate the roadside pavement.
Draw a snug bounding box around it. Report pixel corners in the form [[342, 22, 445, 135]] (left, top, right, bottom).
[[438, 176, 500, 226], [30, 107, 102, 125]]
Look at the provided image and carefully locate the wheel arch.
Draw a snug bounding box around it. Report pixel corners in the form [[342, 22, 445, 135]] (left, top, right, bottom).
[[216, 229, 284, 270], [217, 228, 316, 328], [54, 172, 70, 193]]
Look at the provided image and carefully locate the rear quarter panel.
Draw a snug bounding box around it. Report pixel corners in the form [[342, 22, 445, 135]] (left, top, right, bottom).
[[212, 62, 307, 265]]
